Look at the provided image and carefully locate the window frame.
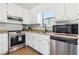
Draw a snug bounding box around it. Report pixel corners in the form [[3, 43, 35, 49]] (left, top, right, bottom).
[[37, 11, 55, 27]]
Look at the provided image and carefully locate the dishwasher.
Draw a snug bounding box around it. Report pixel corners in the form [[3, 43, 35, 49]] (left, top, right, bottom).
[[50, 36, 77, 55]]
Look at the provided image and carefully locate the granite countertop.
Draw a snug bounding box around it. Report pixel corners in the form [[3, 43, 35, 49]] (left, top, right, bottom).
[[0, 30, 8, 33], [0, 29, 78, 39], [26, 30, 78, 40], [47, 32, 78, 39]]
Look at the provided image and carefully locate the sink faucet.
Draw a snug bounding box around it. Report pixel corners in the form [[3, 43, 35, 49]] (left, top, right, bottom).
[[43, 23, 47, 32]]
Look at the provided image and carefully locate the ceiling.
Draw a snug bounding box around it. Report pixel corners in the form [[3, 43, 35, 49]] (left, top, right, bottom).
[[15, 3, 39, 9]]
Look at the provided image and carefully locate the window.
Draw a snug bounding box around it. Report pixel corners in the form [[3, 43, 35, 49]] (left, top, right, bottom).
[[43, 11, 55, 19], [37, 11, 55, 26], [37, 13, 42, 23], [37, 13, 43, 26]]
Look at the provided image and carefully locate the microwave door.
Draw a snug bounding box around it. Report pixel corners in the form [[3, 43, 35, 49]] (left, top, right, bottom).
[[53, 25, 70, 33], [53, 24, 78, 34]]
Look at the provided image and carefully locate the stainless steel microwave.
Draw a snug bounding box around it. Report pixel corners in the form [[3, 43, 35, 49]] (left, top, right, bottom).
[[53, 24, 78, 34]]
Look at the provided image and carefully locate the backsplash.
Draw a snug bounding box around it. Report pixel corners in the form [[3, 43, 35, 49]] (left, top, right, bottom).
[[7, 24, 23, 30], [29, 19, 78, 32], [31, 24, 52, 31], [0, 24, 7, 30], [0, 23, 23, 30]]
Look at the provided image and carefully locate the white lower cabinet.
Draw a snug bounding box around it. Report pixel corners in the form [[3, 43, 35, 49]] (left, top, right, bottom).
[[0, 45, 8, 55], [40, 39, 50, 55], [26, 32, 50, 55], [0, 33, 8, 55], [27, 33, 33, 47], [38, 35, 50, 55]]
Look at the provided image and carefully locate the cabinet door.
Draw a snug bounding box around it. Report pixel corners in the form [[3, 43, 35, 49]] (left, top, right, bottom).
[[30, 33, 34, 48], [0, 46, 8, 54], [65, 3, 77, 18], [8, 3, 16, 16], [2, 33, 8, 39], [23, 9, 30, 24], [31, 34, 36, 48], [8, 3, 23, 17], [1, 33, 8, 46], [14, 4, 23, 17], [36, 38, 42, 52], [8, 3, 17, 16], [55, 3, 65, 20], [33, 34, 41, 53], [44, 40, 50, 55], [0, 33, 8, 55], [40, 39, 50, 55], [0, 3, 7, 22], [33, 36, 40, 51], [27, 33, 31, 46], [35, 35, 50, 55], [27, 33, 33, 47]]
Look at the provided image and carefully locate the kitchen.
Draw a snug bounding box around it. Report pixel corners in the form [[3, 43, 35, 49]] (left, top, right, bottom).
[[0, 3, 79, 55]]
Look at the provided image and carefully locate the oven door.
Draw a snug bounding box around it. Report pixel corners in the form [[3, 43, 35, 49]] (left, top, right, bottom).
[[18, 35, 25, 44], [10, 36, 18, 47]]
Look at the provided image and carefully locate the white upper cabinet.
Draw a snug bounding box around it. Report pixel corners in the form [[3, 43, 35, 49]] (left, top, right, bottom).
[[76, 4, 79, 16], [65, 3, 78, 18], [55, 3, 65, 20], [8, 3, 17, 16], [7, 3, 23, 17], [23, 9, 31, 24], [14, 4, 24, 17], [0, 3, 7, 22]]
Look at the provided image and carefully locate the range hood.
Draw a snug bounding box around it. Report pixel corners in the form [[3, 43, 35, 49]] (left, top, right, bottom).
[[7, 15, 23, 21]]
